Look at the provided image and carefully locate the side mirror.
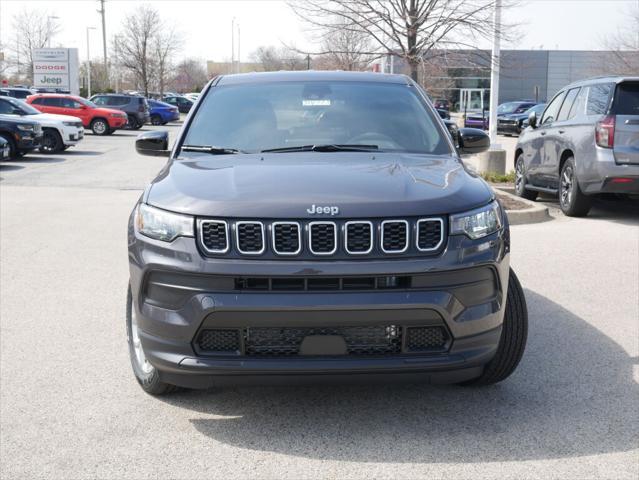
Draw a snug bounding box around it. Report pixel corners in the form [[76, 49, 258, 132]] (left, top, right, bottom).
[[458, 128, 490, 155], [528, 111, 537, 129], [136, 130, 170, 157]]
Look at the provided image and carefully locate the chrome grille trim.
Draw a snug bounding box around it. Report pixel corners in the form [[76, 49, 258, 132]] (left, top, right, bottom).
[[308, 221, 338, 256], [416, 218, 444, 252], [271, 221, 302, 256], [235, 221, 265, 255], [344, 220, 373, 255], [380, 219, 409, 253], [198, 219, 229, 254]]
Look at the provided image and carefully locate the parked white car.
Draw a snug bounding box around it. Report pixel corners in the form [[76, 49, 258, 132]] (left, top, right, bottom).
[[0, 97, 84, 153], [183, 92, 200, 102]]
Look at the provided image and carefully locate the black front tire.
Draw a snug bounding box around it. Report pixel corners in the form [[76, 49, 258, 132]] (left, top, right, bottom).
[[559, 157, 591, 217], [39, 129, 64, 154], [0, 133, 18, 159], [514, 155, 538, 201], [126, 287, 179, 395], [150, 114, 162, 126], [463, 268, 528, 386]]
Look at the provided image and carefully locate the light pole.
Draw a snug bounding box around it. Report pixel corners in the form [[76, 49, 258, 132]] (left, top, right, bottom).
[[86, 27, 96, 97], [237, 23, 241, 73], [488, 0, 502, 148], [231, 17, 235, 74], [47, 16, 59, 48]]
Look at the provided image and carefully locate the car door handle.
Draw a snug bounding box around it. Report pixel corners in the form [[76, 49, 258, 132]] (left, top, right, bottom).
[[558, 129, 565, 134], [540, 131, 546, 136]]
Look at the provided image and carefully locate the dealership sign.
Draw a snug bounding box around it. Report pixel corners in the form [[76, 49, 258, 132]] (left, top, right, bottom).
[[32, 48, 79, 94]]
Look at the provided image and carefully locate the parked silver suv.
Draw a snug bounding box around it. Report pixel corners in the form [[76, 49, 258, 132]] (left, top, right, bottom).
[[514, 76, 639, 216]]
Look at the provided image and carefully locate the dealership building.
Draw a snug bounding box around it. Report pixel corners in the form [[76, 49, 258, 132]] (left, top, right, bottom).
[[391, 49, 639, 111]]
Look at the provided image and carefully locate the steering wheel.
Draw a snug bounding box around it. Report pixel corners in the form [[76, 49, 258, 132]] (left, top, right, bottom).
[[346, 132, 400, 149]]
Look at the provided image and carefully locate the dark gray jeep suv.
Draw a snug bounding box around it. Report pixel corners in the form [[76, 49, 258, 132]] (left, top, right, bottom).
[[128, 71, 528, 395]]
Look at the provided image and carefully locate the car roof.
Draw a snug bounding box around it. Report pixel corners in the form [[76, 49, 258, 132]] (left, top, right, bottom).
[[216, 70, 412, 86], [563, 76, 639, 90]]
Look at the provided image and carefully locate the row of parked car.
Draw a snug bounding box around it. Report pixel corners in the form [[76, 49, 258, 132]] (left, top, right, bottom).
[[0, 88, 198, 159], [463, 100, 547, 136]]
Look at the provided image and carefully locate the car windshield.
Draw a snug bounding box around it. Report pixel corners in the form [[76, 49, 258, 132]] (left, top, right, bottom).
[[527, 104, 546, 115], [183, 81, 451, 155], [6, 98, 41, 115], [497, 102, 523, 114], [77, 97, 97, 108]]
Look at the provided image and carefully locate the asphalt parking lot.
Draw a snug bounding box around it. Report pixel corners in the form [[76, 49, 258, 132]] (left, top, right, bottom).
[[1, 125, 638, 479]]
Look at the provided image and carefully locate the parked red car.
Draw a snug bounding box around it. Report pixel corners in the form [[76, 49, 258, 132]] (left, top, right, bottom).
[[26, 94, 128, 135]]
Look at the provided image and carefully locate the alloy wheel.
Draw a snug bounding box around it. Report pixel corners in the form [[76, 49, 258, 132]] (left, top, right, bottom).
[[130, 307, 153, 374], [560, 165, 574, 208], [93, 120, 107, 135], [515, 158, 525, 193]]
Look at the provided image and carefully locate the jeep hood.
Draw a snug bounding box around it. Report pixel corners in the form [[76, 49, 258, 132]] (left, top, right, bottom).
[[146, 152, 493, 218]]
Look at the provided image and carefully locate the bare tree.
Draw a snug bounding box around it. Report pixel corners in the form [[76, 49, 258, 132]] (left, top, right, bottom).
[[601, 6, 639, 73], [171, 58, 209, 93], [9, 9, 60, 83], [153, 28, 183, 96], [315, 17, 375, 70], [289, 0, 507, 82], [113, 6, 161, 97], [250, 46, 307, 71]]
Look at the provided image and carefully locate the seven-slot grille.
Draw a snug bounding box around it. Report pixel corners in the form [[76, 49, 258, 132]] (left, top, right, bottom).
[[198, 218, 445, 257]]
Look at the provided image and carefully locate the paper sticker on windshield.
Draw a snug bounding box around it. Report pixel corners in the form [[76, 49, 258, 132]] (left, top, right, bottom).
[[303, 99, 331, 106]]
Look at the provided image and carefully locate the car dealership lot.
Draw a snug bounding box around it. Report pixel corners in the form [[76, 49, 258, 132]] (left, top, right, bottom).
[[1, 127, 638, 479]]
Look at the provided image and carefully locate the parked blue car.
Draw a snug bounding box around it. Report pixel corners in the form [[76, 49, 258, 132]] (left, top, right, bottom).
[[147, 99, 180, 125]]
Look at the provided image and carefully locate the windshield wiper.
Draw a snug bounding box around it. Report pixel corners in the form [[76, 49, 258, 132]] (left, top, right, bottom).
[[181, 145, 243, 154], [261, 144, 379, 153]]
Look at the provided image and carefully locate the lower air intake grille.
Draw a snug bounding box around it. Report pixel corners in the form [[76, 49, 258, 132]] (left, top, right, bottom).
[[197, 329, 241, 354], [245, 326, 402, 356], [405, 326, 448, 352]]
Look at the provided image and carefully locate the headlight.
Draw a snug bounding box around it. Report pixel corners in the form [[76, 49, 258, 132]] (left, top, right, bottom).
[[450, 200, 503, 239], [135, 204, 194, 242], [17, 124, 34, 132]]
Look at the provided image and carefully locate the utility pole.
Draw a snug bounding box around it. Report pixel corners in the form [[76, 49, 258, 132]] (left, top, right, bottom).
[[306, 54, 310, 70], [237, 23, 241, 73], [488, 0, 502, 147], [86, 27, 96, 97], [97, 0, 108, 87]]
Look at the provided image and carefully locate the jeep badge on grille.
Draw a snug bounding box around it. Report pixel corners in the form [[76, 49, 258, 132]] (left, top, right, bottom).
[[307, 204, 339, 215]]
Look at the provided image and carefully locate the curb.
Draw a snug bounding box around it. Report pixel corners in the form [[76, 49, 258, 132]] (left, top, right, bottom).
[[493, 186, 551, 225]]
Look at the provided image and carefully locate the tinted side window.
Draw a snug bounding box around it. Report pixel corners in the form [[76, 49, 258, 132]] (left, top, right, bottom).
[[0, 99, 13, 114], [557, 88, 580, 122], [569, 87, 588, 118], [31, 97, 43, 105], [612, 82, 639, 115], [541, 92, 565, 125], [587, 83, 613, 115], [115, 96, 130, 106], [60, 97, 81, 108], [43, 98, 61, 107]]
